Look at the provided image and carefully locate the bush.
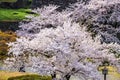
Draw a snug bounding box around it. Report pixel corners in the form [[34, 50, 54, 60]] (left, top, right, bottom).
[[0, 31, 17, 56]]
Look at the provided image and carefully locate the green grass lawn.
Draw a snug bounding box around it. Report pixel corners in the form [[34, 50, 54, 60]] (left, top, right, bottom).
[[0, 8, 36, 21], [0, 0, 17, 2], [0, 71, 52, 80]]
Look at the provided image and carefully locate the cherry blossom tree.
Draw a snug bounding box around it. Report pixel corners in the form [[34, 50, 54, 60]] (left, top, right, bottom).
[[8, 20, 120, 80], [70, 0, 120, 44], [6, 1, 120, 80]]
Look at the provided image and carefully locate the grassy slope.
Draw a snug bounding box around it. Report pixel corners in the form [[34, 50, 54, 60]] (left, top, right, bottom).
[[0, 71, 51, 80], [0, 8, 33, 21], [0, 71, 30, 80], [0, 0, 17, 2]]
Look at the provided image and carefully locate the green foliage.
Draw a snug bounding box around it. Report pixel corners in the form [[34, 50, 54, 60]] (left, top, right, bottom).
[[0, 8, 36, 21], [8, 75, 52, 80], [29, 0, 32, 2]]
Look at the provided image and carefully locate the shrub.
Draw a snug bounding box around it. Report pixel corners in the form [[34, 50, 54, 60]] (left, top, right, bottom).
[[0, 30, 17, 56]]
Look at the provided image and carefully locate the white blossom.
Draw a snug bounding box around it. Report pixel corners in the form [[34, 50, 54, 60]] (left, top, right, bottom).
[[6, 1, 120, 80]]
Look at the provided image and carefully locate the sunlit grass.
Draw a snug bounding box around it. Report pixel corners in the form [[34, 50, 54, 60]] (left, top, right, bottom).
[[0, 71, 51, 80], [0, 71, 31, 80], [99, 66, 120, 80], [0, 8, 37, 21], [98, 66, 117, 72]]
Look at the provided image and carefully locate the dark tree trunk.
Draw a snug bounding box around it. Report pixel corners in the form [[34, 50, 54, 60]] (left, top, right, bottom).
[[51, 72, 56, 80], [65, 74, 71, 80], [19, 64, 25, 72]]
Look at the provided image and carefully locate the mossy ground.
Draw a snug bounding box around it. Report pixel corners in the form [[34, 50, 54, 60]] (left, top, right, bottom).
[[0, 8, 35, 21], [0, 71, 52, 80]]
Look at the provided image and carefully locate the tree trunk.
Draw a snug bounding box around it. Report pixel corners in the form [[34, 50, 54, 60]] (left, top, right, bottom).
[[65, 74, 71, 80], [51, 72, 56, 80]]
